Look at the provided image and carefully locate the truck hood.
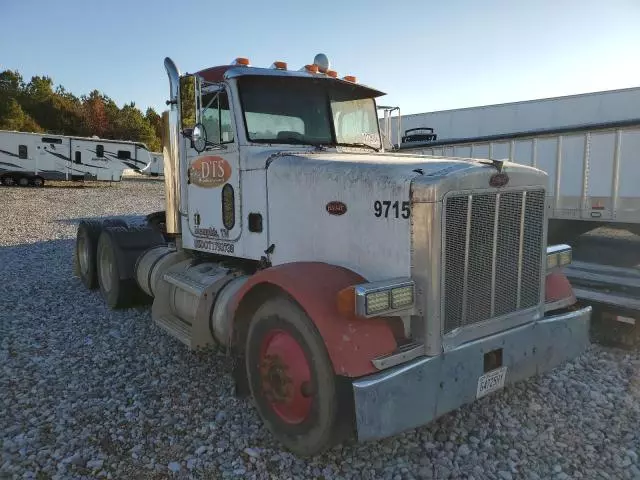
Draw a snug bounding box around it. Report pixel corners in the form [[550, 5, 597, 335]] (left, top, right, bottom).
[[261, 150, 548, 202]]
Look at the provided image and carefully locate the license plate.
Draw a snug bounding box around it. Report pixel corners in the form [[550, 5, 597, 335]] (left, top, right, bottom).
[[476, 366, 508, 399]]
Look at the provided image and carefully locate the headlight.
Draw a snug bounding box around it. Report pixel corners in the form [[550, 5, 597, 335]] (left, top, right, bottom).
[[546, 244, 572, 272], [391, 285, 414, 309], [354, 278, 415, 318], [365, 291, 391, 315]]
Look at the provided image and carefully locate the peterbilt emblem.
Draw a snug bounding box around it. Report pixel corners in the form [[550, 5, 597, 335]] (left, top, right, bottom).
[[326, 201, 347, 216], [489, 172, 509, 188]]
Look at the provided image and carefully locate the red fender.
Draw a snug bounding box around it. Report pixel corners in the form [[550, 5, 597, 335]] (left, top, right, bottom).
[[231, 262, 397, 377], [545, 270, 576, 310]]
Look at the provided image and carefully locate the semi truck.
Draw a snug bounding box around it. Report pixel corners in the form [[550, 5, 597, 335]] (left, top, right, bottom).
[[73, 54, 591, 456], [382, 88, 640, 242], [0, 130, 154, 186]]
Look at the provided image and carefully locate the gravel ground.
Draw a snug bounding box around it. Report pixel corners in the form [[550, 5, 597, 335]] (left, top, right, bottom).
[[573, 228, 640, 268], [2, 180, 640, 479]]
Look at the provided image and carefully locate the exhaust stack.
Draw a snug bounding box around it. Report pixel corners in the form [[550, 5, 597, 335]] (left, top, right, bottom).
[[163, 57, 182, 237]]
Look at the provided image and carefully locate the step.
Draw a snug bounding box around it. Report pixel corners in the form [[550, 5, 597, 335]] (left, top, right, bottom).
[[565, 263, 640, 290], [568, 261, 640, 279], [155, 314, 192, 347], [163, 271, 207, 297], [371, 342, 424, 370], [573, 287, 640, 313]]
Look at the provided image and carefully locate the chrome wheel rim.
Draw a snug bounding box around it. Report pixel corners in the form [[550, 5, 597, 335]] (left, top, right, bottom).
[[99, 244, 113, 292], [78, 234, 90, 275]]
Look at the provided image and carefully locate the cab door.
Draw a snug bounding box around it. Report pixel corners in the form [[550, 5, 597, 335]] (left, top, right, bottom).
[[186, 85, 241, 246]]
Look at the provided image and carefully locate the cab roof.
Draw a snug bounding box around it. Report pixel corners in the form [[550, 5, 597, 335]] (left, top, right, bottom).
[[194, 65, 386, 98]]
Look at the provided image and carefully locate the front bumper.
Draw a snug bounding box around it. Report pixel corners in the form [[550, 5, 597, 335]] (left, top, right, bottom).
[[352, 306, 591, 442]]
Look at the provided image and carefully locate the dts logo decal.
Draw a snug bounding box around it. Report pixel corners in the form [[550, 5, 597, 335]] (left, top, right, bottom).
[[189, 156, 231, 188]]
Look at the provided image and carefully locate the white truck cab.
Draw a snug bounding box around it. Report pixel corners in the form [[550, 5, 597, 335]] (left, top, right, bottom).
[[74, 54, 591, 456]]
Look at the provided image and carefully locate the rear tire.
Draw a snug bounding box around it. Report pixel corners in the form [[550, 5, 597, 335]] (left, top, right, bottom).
[[245, 296, 348, 456], [96, 230, 136, 309], [2, 175, 15, 186], [32, 176, 44, 188], [17, 177, 29, 187], [75, 221, 103, 289]]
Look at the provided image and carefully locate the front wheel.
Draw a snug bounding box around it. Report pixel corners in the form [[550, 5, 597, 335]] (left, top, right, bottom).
[[245, 296, 349, 456]]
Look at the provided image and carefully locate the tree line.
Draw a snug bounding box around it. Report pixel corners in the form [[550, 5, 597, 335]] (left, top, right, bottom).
[[0, 70, 163, 152]]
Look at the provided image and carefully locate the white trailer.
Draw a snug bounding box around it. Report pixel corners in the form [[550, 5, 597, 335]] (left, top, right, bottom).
[[0, 130, 154, 187], [397, 120, 640, 242], [140, 151, 164, 176], [385, 86, 640, 146], [386, 88, 640, 241]]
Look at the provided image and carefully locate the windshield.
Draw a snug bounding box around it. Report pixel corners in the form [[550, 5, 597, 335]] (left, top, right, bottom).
[[239, 76, 381, 150]]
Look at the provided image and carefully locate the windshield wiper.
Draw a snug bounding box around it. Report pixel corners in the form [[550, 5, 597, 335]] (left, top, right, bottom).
[[330, 142, 380, 152], [276, 136, 324, 147], [276, 137, 324, 148], [203, 140, 227, 150]]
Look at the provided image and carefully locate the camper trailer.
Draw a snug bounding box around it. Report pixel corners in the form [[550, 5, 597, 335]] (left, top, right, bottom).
[[140, 151, 164, 177], [0, 130, 154, 187]]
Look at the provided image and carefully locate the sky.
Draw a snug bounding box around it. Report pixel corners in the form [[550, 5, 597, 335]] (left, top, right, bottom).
[[1, 0, 639, 116]]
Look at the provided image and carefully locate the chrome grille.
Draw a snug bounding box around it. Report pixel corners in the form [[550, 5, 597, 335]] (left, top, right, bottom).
[[443, 189, 545, 334]]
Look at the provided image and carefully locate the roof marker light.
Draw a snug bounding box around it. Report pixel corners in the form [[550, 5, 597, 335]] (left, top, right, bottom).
[[233, 57, 250, 66], [343, 75, 357, 83], [326, 70, 338, 78], [271, 61, 287, 70], [304, 64, 319, 74]]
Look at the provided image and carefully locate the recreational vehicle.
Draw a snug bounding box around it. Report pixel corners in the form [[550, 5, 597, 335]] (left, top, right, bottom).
[[0, 130, 153, 187]]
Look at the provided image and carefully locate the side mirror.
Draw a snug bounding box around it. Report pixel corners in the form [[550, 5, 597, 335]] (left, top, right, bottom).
[[179, 75, 197, 133], [191, 123, 207, 153]]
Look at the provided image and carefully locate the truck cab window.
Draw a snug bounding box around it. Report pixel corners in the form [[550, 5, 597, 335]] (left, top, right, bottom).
[[331, 98, 381, 149], [201, 90, 234, 144], [239, 76, 381, 149], [240, 77, 332, 145]]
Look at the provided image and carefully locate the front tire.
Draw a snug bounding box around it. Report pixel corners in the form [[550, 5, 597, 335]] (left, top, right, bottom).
[[245, 296, 347, 456]]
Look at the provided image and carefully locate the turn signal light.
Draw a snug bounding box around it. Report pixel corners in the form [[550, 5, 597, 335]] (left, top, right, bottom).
[[326, 70, 338, 78], [304, 64, 319, 73], [343, 75, 357, 83], [233, 57, 250, 66], [337, 286, 357, 318]]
